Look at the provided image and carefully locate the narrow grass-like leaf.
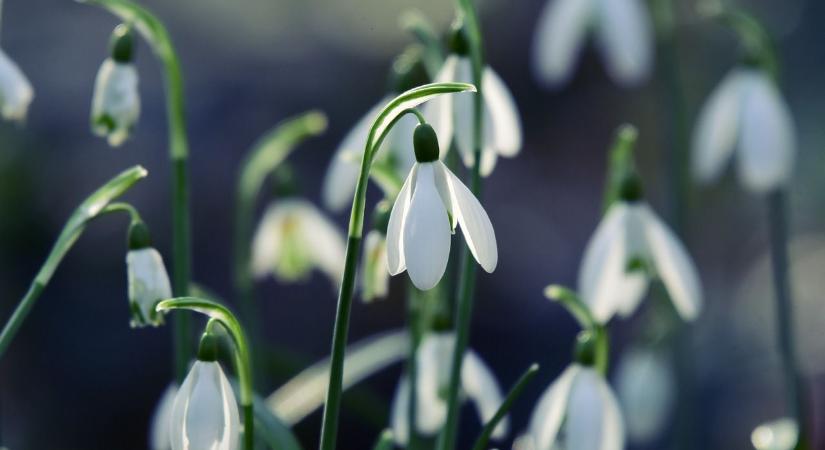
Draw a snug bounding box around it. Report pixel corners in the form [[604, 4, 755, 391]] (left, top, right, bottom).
[[372, 429, 395, 450], [471, 363, 539, 450]]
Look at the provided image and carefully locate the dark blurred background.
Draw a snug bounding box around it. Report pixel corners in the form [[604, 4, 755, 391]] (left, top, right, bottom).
[[1, 0, 824, 449]]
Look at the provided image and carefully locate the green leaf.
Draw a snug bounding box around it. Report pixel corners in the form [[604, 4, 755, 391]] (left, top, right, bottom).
[[371, 429, 395, 450], [252, 395, 304, 450], [543, 284, 598, 330], [471, 363, 539, 450]]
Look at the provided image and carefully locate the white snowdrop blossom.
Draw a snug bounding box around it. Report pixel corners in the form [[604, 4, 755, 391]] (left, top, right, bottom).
[[127, 247, 173, 328], [361, 230, 390, 302], [692, 68, 796, 193], [91, 58, 140, 147], [532, 0, 653, 88], [0, 49, 33, 122], [150, 384, 178, 450], [170, 361, 240, 450], [529, 364, 624, 450], [251, 198, 346, 286], [423, 54, 522, 177], [578, 200, 702, 323], [387, 124, 497, 290], [322, 95, 418, 211], [751, 418, 798, 450], [614, 348, 675, 444], [390, 331, 507, 445]]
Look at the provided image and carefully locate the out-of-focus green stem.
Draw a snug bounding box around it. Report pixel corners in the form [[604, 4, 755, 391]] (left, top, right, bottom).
[[471, 364, 539, 450]]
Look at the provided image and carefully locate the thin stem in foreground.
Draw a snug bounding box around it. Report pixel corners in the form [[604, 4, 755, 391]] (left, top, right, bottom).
[[471, 363, 539, 450]]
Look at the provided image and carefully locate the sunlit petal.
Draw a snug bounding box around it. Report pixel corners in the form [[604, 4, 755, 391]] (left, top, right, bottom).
[[294, 201, 347, 285], [424, 56, 459, 156], [390, 377, 411, 445], [594, 0, 653, 86], [482, 66, 522, 157], [251, 204, 286, 278], [403, 163, 451, 290], [171, 361, 240, 450], [0, 49, 33, 122], [386, 165, 418, 275], [532, 0, 595, 88], [529, 365, 580, 450], [416, 332, 454, 433], [614, 348, 675, 443], [565, 367, 624, 450], [452, 57, 477, 170], [150, 384, 177, 450]]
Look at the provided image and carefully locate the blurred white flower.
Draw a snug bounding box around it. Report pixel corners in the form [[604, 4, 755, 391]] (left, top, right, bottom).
[[322, 95, 418, 212], [529, 364, 624, 450], [423, 54, 522, 177], [150, 383, 178, 450], [578, 200, 702, 323], [170, 361, 240, 450], [91, 58, 140, 147], [127, 247, 173, 328], [251, 199, 346, 286], [390, 331, 507, 445], [361, 230, 390, 302], [614, 347, 675, 444], [387, 124, 497, 290], [751, 418, 798, 450], [692, 68, 796, 193], [531, 0, 653, 88], [0, 49, 33, 122]]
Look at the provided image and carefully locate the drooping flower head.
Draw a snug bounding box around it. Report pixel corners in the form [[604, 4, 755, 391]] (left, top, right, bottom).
[[578, 172, 702, 323], [91, 24, 140, 147], [387, 123, 497, 290], [390, 331, 507, 445], [126, 221, 172, 328], [251, 198, 346, 286], [423, 25, 522, 177], [532, 0, 654, 88], [0, 48, 33, 122]]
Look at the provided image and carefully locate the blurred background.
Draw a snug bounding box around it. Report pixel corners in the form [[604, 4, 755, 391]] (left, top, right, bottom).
[[0, 0, 824, 448]]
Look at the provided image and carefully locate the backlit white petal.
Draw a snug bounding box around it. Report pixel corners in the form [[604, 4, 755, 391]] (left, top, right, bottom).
[[615, 348, 675, 443], [451, 57, 477, 171], [614, 205, 651, 318], [416, 332, 454, 433], [438, 162, 497, 272], [387, 165, 418, 275], [532, 0, 595, 87], [150, 384, 177, 450], [171, 361, 240, 450], [594, 0, 653, 86], [424, 55, 459, 156], [639, 204, 702, 320], [390, 377, 411, 445], [251, 204, 287, 278], [91, 59, 140, 147], [751, 418, 799, 450], [482, 66, 522, 157], [0, 49, 33, 122], [737, 70, 796, 192], [529, 365, 580, 450], [565, 367, 624, 450], [403, 164, 451, 290], [127, 247, 172, 327], [361, 231, 390, 302], [691, 70, 746, 184], [323, 97, 387, 211], [388, 111, 419, 176], [462, 350, 508, 439], [294, 201, 347, 285]]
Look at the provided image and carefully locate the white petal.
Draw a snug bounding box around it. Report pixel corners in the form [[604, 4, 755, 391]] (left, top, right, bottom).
[[150, 384, 178, 450], [293, 201, 347, 285], [322, 97, 388, 211], [361, 230, 390, 302], [171, 361, 240, 450], [415, 332, 454, 433], [691, 70, 746, 184], [451, 57, 477, 171], [386, 165, 418, 275], [751, 418, 799, 450], [532, 0, 595, 88], [462, 350, 508, 438], [639, 204, 702, 320], [529, 365, 581, 450], [388, 111, 419, 176], [390, 377, 411, 445], [594, 0, 653, 86], [482, 66, 522, 158], [614, 348, 675, 443], [737, 70, 796, 192], [127, 247, 173, 327], [403, 163, 452, 290], [0, 49, 33, 122], [251, 204, 287, 278], [437, 162, 497, 272], [424, 55, 459, 157], [578, 203, 647, 323], [565, 368, 624, 450], [91, 59, 140, 147]]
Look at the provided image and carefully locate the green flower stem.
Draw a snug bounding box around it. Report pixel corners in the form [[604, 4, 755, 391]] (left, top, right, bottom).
[[233, 111, 327, 363], [156, 297, 255, 450], [471, 363, 539, 450], [767, 191, 808, 448], [438, 2, 485, 450], [317, 82, 475, 450], [544, 285, 609, 374], [0, 166, 147, 359], [371, 429, 395, 450], [83, 0, 194, 382]]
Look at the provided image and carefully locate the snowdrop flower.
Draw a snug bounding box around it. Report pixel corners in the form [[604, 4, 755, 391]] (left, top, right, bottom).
[[322, 49, 428, 211], [126, 221, 172, 328], [578, 177, 702, 323], [532, 0, 653, 88], [0, 48, 33, 122], [170, 360, 240, 450], [423, 29, 522, 177], [91, 25, 140, 147], [751, 418, 798, 450], [529, 364, 624, 450], [692, 67, 796, 193], [614, 347, 675, 444], [251, 198, 346, 286], [150, 384, 178, 450], [390, 331, 507, 445], [387, 123, 497, 290]]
